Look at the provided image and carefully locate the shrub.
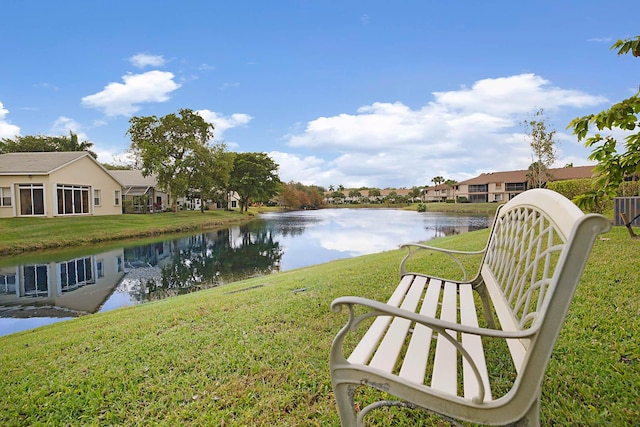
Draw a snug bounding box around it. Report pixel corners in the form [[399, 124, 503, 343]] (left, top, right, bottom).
[[416, 203, 426, 212]]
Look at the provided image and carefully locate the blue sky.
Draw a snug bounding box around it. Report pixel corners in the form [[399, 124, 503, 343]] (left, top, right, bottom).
[[0, 1, 637, 189]]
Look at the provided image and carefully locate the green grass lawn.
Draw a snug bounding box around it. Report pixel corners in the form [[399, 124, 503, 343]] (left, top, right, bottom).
[[0, 226, 638, 426], [0, 210, 255, 255]]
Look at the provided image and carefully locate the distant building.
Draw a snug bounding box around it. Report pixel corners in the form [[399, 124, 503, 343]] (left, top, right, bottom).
[[425, 165, 595, 203], [108, 170, 169, 213]]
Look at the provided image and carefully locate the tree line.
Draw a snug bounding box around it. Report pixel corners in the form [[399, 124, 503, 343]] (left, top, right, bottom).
[[1, 109, 282, 212], [128, 109, 281, 212]]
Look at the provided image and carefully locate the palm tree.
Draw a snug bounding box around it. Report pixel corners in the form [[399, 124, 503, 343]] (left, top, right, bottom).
[[431, 176, 445, 187], [57, 131, 97, 158], [444, 179, 458, 202]]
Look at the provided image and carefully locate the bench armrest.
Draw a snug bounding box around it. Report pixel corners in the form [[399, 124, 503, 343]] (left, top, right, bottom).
[[399, 243, 486, 281], [331, 296, 536, 339]]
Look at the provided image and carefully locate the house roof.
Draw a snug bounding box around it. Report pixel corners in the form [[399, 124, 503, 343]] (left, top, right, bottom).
[[458, 165, 596, 185], [108, 170, 158, 187], [0, 151, 90, 174], [0, 151, 124, 186]]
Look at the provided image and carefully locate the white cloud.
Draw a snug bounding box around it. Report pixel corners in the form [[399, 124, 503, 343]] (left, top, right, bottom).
[[195, 109, 253, 137], [129, 53, 166, 68], [432, 74, 607, 115], [268, 151, 331, 184], [0, 101, 21, 138], [95, 149, 136, 166], [51, 116, 84, 136], [283, 74, 607, 188], [81, 71, 181, 116]]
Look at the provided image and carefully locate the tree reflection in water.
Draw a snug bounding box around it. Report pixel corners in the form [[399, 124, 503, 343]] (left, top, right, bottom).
[[125, 221, 283, 302]]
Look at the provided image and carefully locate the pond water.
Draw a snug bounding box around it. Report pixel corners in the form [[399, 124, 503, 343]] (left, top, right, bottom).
[[0, 209, 491, 336]]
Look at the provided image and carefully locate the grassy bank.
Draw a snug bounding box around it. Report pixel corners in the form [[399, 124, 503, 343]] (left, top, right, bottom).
[[326, 202, 499, 214], [414, 202, 500, 214], [0, 210, 256, 255], [0, 227, 638, 426]]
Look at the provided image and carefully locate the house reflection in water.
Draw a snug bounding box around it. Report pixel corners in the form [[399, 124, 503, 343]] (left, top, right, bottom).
[[0, 248, 126, 318]]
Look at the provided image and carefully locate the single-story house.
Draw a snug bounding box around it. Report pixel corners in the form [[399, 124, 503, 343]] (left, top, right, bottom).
[[0, 151, 124, 218], [108, 170, 169, 213], [179, 191, 241, 211]]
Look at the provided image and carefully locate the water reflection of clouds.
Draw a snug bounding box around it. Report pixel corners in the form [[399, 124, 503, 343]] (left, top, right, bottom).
[[310, 228, 419, 256], [299, 209, 438, 255], [276, 209, 491, 268]]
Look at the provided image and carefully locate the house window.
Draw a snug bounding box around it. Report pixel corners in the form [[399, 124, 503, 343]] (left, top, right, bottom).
[[505, 182, 527, 192], [0, 187, 11, 207], [231, 200, 237, 208], [59, 257, 95, 292], [23, 264, 49, 297], [94, 189, 101, 206], [469, 194, 489, 203], [56, 185, 90, 215], [469, 184, 488, 193], [19, 184, 45, 216], [0, 273, 17, 295], [97, 260, 105, 278], [114, 190, 121, 206]]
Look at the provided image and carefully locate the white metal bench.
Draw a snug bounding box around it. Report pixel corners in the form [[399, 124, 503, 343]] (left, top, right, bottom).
[[329, 189, 611, 426]]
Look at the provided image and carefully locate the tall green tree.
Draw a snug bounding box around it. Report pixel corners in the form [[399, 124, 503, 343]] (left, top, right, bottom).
[[0, 131, 96, 158], [229, 152, 281, 211], [408, 186, 421, 201], [523, 108, 558, 188], [127, 109, 215, 211], [568, 36, 640, 211], [188, 143, 235, 212]]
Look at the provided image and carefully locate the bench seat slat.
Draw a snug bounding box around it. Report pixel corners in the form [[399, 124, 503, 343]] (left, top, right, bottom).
[[459, 283, 492, 401], [369, 276, 428, 372], [399, 278, 443, 382], [348, 275, 415, 364], [431, 282, 458, 395]]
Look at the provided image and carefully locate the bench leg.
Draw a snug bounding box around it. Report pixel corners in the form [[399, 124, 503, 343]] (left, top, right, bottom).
[[509, 396, 540, 427], [333, 382, 359, 427]]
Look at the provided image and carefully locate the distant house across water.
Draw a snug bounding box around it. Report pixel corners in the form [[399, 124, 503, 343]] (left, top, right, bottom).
[[451, 165, 595, 203]]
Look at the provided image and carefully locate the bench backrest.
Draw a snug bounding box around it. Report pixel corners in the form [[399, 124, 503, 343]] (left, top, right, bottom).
[[480, 189, 610, 378]]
